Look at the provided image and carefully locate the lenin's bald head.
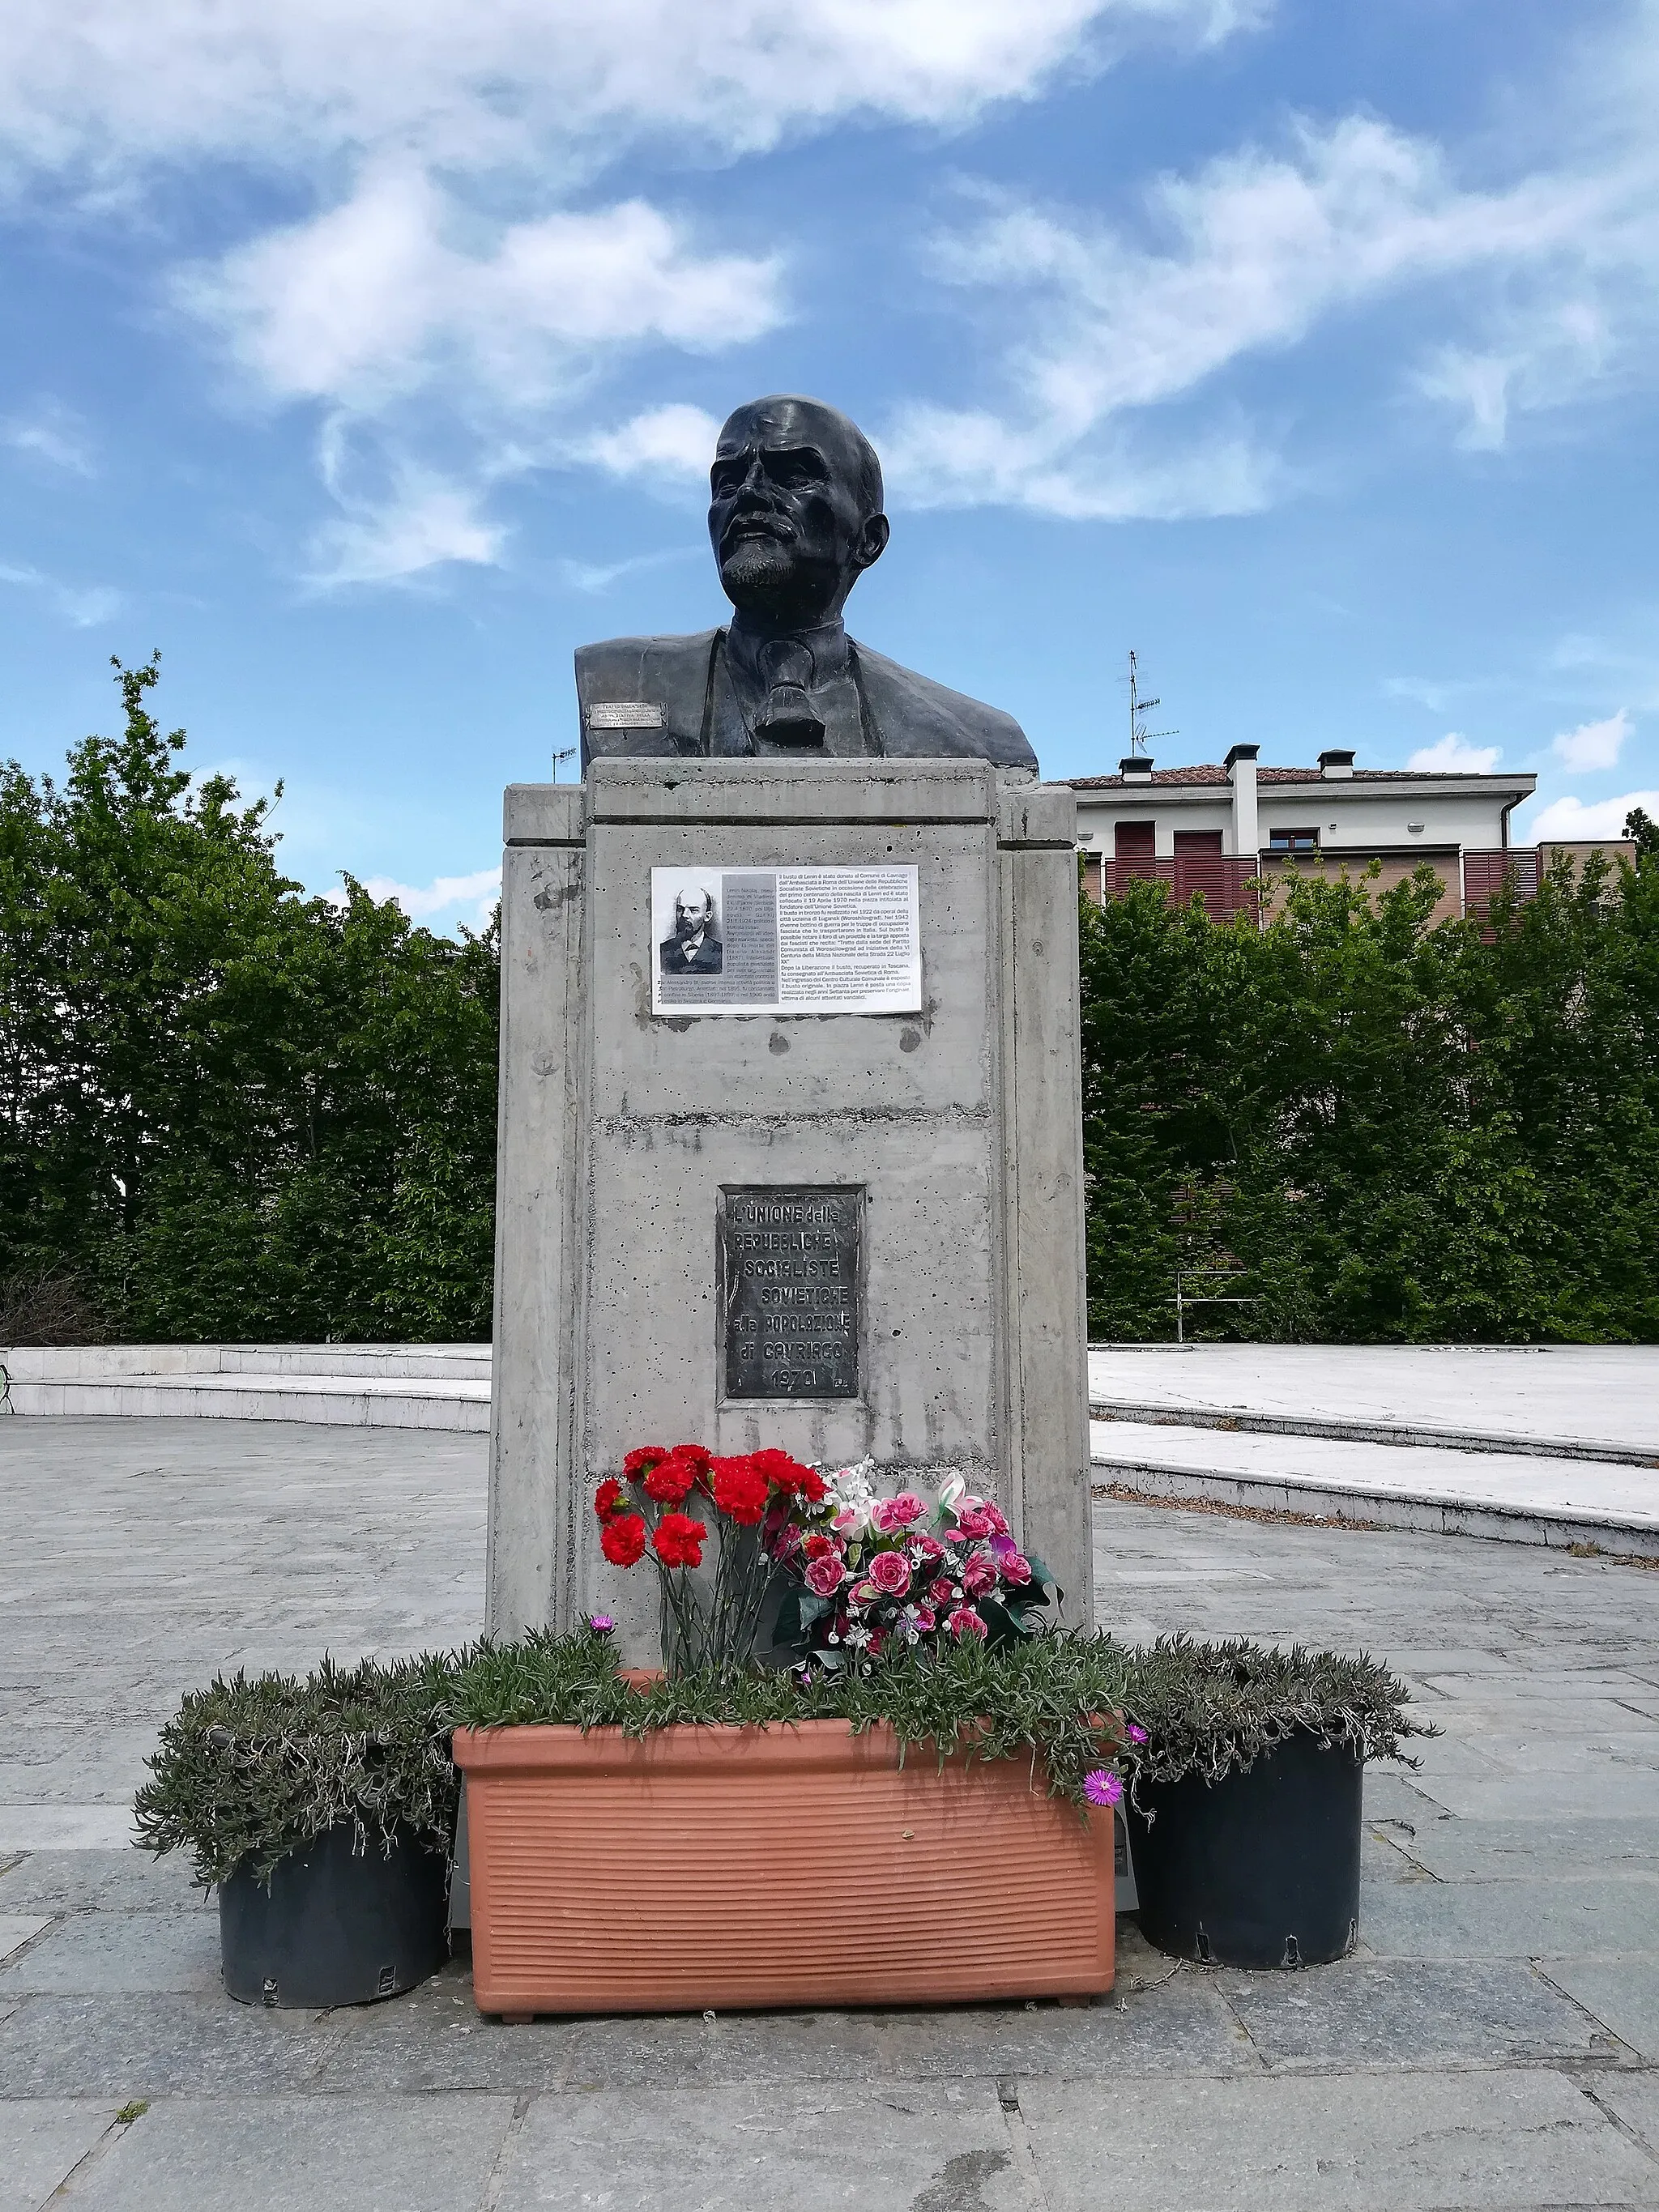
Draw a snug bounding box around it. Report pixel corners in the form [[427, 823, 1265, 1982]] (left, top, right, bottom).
[[708, 395, 889, 632]]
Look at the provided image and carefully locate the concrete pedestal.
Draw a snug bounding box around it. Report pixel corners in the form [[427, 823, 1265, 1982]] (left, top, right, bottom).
[[487, 758, 1090, 1659]]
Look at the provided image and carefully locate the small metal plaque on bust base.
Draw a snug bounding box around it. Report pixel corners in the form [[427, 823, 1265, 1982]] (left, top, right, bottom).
[[719, 1186, 861, 1400]]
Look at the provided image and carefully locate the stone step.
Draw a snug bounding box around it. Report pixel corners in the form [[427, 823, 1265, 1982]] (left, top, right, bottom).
[[1090, 1418, 1659, 1557], [1090, 1399, 1659, 1469], [2, 1343, 489, 1382], [1, 1355, 489, 1430], [1088, 1342, 1659, 1464]]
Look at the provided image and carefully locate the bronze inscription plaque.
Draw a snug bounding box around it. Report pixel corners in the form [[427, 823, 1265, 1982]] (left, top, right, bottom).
[[720, 1186, 861, 1400]]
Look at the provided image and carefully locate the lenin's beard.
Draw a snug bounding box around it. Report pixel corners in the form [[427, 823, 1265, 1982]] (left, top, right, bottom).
[[719, 520, 837, 627]]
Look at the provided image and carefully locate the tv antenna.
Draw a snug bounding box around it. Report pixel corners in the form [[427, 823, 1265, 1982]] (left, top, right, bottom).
[[1126, 649, 1177, 757], [552, 744, 578, 782]]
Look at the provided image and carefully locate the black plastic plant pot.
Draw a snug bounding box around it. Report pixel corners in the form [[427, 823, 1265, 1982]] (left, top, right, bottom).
[[220, 1821, 450, 2008], [1124, 1732, 1363, 1969]]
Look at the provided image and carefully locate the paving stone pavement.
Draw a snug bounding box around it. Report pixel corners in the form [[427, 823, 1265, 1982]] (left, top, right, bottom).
[[0, 1417, 1656, 2209]]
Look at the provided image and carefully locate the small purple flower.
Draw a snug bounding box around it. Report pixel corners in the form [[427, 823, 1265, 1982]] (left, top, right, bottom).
[[587, 1613, 614, 1634], [1128, 1724, 1148, 1745], [1083, 1769, 1123, 1809]]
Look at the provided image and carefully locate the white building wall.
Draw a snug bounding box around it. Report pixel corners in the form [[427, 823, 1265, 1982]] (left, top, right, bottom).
[[1075, 781, 1519, 857]]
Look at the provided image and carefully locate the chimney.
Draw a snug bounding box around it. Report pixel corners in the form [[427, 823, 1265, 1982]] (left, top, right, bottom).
[[1120, 755, 1154, 781], [1226, 744, 1259, 857], [1318, 749, 1356, 780]]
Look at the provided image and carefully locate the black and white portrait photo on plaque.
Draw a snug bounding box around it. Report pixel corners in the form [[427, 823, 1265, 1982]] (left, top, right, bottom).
[[659, 876, 724, 976]]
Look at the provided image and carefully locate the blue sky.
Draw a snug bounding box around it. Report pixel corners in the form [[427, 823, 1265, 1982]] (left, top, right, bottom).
[[2, 0, 1657, 927]]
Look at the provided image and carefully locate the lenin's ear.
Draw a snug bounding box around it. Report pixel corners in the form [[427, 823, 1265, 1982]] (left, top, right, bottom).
[[851, 512, 889, 575]]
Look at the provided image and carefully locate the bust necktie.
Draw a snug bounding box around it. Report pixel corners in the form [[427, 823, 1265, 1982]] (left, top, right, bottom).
[[753, 639, 825, 748]]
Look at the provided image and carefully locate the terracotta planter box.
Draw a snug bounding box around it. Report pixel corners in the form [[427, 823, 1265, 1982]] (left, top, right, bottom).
[[453, 1720, 1115, 2015]]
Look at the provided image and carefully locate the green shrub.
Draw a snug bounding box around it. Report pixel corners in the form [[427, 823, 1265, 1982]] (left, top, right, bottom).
[[134, 1652, 467, 1886], [448, 1626, 1431, 1809], [1118, 1634, 1431, 1803], [1081, 855, 1659, 1341]]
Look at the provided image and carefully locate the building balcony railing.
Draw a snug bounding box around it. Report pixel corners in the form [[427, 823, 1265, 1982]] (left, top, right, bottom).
[[1095, 854, 1261, 918], [1092, 846, 1557, 927]]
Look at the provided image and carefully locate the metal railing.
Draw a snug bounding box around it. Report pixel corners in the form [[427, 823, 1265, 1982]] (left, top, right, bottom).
[[1101, 855, 1261, 918], [1098, 847, 1552, 927], [1173, 1270, 1259, 1344]]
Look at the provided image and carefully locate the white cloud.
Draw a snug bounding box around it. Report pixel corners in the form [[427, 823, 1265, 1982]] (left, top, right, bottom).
[[0, 2, 1261, 190], [0, 0, 1278, 569], [885, 403, 1273, 518], [177, 172, 779, 583], [2, 402, 94, 475], [306, 468, 505, 586], [896, 27, 1659, 514], [579, 403, 723, 481], [1551, 707, 1631, 774], [0, 560, 121, 626], [186, 176, 784, 416], [1531, 791, 1659, 843], [1407, 732, 1501, 773], [336, 865, 502, 929], [556, 546, 696, 595]]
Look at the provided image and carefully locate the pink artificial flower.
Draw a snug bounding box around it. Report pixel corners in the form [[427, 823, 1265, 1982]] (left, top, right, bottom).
[[831, 1507, 864, 1536], [849, 1580, 881, 1608], [1000, 1551, 1034, 1588], [961, 1554, 999, 1596], [947, 1606, 988, 1640], [1128, 1724, 1149, 1745], [1084, 1770, 1124, 1809], [911, 1605, 936, 1632], [871, 1492, 927, 1532], [804, 1554, 847, 1596], [928, 1576, 958, 1605], [981, 1502, 1010, 1536], [913, 1533, 945, 1564], [955, 1507, 995, 1540], [868, 1549, 912, 1596]]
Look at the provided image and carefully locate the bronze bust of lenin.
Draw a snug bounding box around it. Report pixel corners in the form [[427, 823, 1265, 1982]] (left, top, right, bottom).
[[576, 395, 1037, 774]]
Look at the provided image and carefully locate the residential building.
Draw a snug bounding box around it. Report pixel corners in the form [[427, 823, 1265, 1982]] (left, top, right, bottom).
[[1064, 747, 1555, 922]]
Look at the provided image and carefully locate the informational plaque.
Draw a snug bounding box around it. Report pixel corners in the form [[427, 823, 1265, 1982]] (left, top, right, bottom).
[[719, 1186, 861, 1400], [652, 866, 920, 1016]]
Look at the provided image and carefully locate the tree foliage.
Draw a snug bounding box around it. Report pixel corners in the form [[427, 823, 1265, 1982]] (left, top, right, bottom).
[[6, 655, 1655, 1349], [1080, 851, 1659, 1341], [0, 657, 498, 1341]]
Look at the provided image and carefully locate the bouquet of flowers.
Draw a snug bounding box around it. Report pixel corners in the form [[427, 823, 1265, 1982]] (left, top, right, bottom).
[[592, 1443, 826, 1676], [773, 1462, 1057, 1674]]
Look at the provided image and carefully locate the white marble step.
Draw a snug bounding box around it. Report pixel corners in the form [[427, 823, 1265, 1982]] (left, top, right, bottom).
[[1, 1353, 489, 1430], [1091, 1417, 1659, 1554], [1089, 1341, 1659, 1464], [3, 1343, 489, 1382]]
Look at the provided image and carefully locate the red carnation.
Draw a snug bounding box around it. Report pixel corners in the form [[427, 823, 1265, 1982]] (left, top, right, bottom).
[[642, 1451, 697, 1505], [749, 1448, 825, 1502], [594, 1477, 626, 1523], [599, 1512, 648, 1566], [802, 1532, 838, 1562], [651, 1512, 708, 1570], [710, 1454, 770, 1525], [623, 1445, 669, 1477], [670, 1443, 714, 1476]]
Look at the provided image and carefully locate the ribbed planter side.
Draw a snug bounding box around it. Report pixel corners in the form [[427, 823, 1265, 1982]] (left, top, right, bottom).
[[454, 1720, 1114, 2015]]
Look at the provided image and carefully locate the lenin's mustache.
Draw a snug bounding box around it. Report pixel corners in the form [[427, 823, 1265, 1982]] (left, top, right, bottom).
[[719, 505, 796, 559]]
